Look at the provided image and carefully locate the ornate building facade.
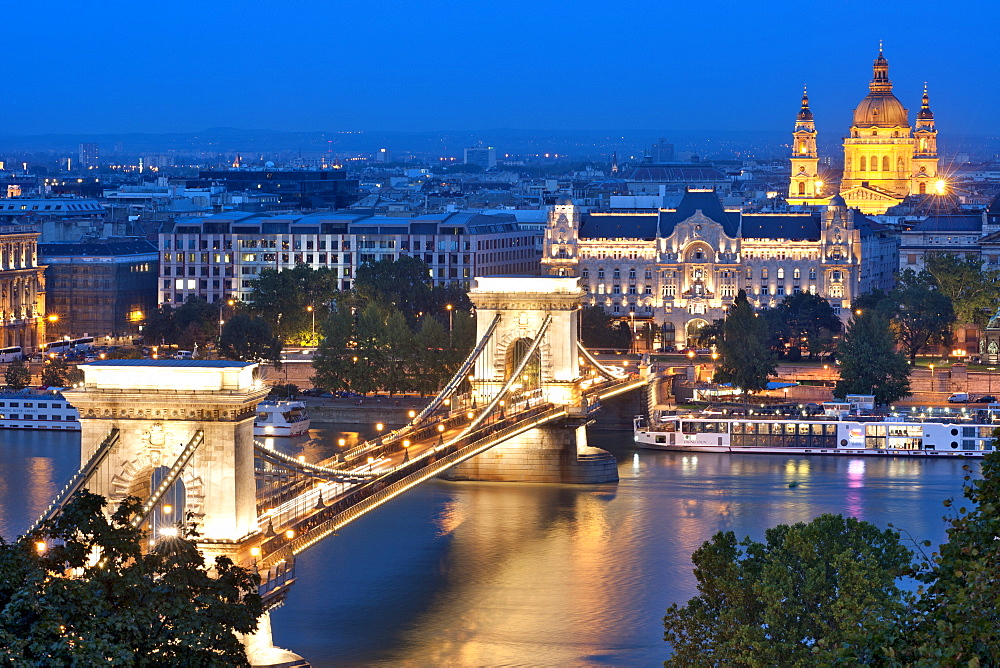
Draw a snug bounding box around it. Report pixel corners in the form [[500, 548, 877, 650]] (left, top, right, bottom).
[[787, 48, 940, 214], [543, 190, 867, 348], [0, 223, 46, 351]]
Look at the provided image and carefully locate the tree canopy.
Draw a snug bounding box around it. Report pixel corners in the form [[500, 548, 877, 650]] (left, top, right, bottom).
[[763, 291, 842, 360], [891, 270, 955, 362], [713, 290, 776, 397], [579, 306, 631, 350], [835, 308, 911, 404], [4, 358, 31, 389], [664, 514, 913, 666], [924, 253, 1000, 329], [665, 450, 1000, 665], [219, 313, 283, 365], [0, 491, 261, 665]]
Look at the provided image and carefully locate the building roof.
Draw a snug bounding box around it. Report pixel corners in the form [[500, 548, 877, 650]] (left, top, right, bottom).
[[908, 215, 983, 233], [622, 164, 728, 182], [661, 189, 740, 236], [741, 214, 821, 240], [39, 239, 158, 258], [579, 213, 659, 240], [83, 359, 253, 368]]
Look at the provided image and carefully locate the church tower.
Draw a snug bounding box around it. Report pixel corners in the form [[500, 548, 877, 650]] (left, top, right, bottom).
[[911, 84, 940, 195], [541, 195, 580, 277], [788, 87, 824, 204]]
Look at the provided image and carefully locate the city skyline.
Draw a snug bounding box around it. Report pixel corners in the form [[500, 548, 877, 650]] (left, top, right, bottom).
[[3, 0, 997, 137]]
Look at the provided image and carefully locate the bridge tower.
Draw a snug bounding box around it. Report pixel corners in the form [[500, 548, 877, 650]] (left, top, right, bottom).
[[447, 276, 619, 484], [66, 360, 304, 667]]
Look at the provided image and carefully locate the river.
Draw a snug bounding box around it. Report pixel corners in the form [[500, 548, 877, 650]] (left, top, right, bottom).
[[0, 426, 976, 667]]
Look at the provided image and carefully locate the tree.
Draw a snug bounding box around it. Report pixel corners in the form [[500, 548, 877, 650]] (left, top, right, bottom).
[[579, 306, 631, 350], [890, 270, 955, 362], [924, 253, 1000, 329], [4, 358, 31, 389], [219, 313, 282, 364], [247, 265, 339, 343], [768, 291, 842, 359], [311, 305, 357, 393], [0, 491, 261, 665], [899, 451, 1000, 663], [663, 514, 912, 666], [41, 356, 71, 387], [835, 309, 911, 405], [713, 290, 776, 398], [354, 256, 432, 322]]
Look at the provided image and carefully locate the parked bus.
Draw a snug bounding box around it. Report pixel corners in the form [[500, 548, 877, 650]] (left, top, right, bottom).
[[0, 346, 22, 362], [41, 337, 95, 356]]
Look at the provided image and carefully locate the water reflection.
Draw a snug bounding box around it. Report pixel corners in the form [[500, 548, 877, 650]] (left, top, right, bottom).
[[0, 425, 977, 666], [271, 428, 976, 666]]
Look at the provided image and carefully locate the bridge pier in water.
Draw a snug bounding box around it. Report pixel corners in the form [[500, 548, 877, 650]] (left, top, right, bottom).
[[453, 276, 620, 484]]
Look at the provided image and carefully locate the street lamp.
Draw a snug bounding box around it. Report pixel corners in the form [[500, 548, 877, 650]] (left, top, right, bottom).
[[219, 299, 235, 341], [307, 305, 315, 339], [446, 304, 453, 347]]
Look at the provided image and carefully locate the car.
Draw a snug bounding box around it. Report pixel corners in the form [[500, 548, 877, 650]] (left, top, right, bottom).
[[973, 395, 997, 403], [301, 388, 326, 397]]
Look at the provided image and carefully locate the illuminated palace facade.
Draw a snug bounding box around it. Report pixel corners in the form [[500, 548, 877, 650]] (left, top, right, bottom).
[[542, 191, 867, 347], [788, 48, 940, 214], [0, 223, 46, 351]]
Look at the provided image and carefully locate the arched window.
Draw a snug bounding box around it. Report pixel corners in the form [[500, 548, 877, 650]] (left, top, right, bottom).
[[777, 268, 785, 279], [798, 182, 806, 195], [761, 268, 769, 280], [860, 156, 866, 171], [919, 182, 927, 194], [793, 268, 800, 280], [882, 156, 890, 171], [871, 155, 879, 171]]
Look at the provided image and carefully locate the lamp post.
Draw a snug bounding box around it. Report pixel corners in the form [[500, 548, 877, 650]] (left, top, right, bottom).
[[929, 363, 935, 391], [219, 299, 234, 342], [446, 304, 453, 347], [307, 305, 315, 340]]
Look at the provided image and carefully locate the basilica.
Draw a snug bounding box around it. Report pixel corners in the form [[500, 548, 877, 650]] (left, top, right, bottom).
[[788, 48, 940, 214]]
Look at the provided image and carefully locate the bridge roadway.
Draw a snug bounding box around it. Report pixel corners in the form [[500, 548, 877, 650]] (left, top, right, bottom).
[[243, 374, 645, 602]]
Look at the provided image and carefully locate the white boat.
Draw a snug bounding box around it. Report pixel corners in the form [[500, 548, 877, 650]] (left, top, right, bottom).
[[634, 412, 996, 458], [0, 388, 81, 430], [255, 400, 311, 437]]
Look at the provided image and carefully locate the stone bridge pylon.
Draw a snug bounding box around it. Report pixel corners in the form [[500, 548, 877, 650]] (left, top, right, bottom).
[[66, 360, 268, 547], [446, 276, 619, 484]]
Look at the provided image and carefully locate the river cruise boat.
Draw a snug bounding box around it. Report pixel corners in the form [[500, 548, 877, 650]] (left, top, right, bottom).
[[0, 388, 81, 431], [255, 400, 311, 437], [634, 412, 997, 458]]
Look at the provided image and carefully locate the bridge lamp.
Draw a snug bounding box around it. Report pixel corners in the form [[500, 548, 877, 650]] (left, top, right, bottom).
[[467, 412, 474, 420], [376, 423, 384, 433], [443, 398, 451, 407], [159, 527, 178, 538], [687, 350, 695, 359], [298, 455, 306, 463], [408, 410, 416, 419], [163, 504, 172, 515], [285, 529, 295, 540], [250, 547, 260, 558], [437, 424, 445, 432], [402, 439, 410, 448]]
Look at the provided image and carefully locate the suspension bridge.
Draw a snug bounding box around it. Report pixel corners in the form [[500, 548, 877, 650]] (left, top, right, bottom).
[[31, 276, 653, 665]]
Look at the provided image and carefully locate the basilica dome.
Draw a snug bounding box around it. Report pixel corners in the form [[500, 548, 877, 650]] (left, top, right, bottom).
[[851, 49, 909, 128], [852, 92, 908, 127]]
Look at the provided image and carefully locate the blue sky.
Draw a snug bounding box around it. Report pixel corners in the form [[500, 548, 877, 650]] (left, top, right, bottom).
[[6, 0, 997, 136]]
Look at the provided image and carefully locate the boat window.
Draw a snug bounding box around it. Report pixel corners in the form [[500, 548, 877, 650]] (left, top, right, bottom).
[[703, 422, 717, 433], [655, 435, 666, 443], [785, 423, 797, 435], [798, 423, 810, 435], [717, 422, 728, 433], [825, 424, 837, 436], [681, 421, 699, 434], [811, 424, 824, 436], [732, 422, 744, 434]]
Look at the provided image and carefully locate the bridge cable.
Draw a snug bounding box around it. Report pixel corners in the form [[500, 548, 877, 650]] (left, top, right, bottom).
[[411, 312, 502, 425], [254, 442, 374, 481], [26, 428, 121, 535], [576, 342, 627, 381]]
